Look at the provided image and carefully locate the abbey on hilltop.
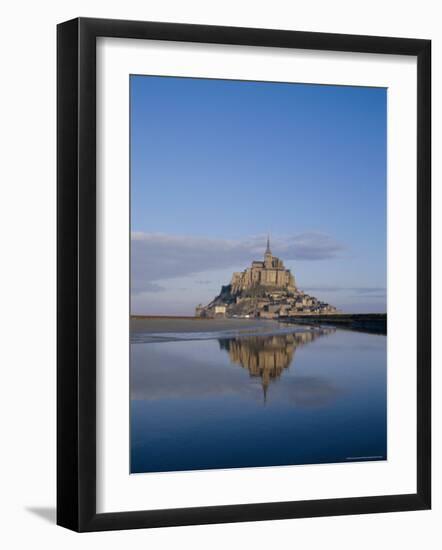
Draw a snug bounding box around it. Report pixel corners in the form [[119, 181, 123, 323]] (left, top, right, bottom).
[[231, 236, 296, 293], [195, 237, 338, 319]]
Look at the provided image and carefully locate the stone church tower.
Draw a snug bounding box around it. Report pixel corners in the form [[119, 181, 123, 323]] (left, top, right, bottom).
[[230, 237, 296, 294], [264, 235, 273, 269]]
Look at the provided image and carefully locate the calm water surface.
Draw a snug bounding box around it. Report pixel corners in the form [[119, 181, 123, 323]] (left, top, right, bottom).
[[130, 324, 386, 473]]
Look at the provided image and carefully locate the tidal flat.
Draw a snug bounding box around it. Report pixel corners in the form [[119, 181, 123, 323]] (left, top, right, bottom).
[[130, 316, 281, 335]]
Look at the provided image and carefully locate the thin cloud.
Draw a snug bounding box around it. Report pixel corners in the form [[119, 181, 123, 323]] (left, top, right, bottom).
[[140, 282, 165, 293], [349, 287, 386, 297], [305, 286, 386, 296]]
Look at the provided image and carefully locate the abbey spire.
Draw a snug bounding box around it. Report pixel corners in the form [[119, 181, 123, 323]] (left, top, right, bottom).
[[265, 234, 272, 256]]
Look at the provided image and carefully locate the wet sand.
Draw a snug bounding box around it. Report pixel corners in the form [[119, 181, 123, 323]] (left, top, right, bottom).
[[131, 316, 281, 334]]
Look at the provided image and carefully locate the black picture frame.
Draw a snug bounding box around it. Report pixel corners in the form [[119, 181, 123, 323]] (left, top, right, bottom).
[[57, 17, 431, 532]]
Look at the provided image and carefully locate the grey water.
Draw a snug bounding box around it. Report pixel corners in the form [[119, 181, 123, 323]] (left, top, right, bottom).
[[130, 325, 386, 474]]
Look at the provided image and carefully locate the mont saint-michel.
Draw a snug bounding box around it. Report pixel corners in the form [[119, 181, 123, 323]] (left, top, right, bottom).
[[195, 237, 338, 320]]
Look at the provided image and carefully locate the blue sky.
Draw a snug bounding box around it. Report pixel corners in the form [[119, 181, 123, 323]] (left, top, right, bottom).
[[131, 75, 386, 315]]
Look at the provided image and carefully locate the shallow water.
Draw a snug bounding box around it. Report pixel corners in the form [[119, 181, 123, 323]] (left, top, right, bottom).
[[130, 325, 386, 473]]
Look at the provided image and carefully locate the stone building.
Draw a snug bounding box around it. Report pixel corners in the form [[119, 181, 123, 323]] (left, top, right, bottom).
[[231, 237, 296, 293]]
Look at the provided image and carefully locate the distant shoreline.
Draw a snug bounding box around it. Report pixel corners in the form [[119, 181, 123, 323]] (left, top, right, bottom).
[[132, 315, 206, 320], [280, 313, 387, 335]]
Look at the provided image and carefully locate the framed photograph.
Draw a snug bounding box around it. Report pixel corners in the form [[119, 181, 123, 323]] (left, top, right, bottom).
[[57, 17, 431, 532]]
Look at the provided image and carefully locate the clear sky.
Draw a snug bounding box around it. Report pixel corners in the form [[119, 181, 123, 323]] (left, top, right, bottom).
[[130, 75, 386, 315]]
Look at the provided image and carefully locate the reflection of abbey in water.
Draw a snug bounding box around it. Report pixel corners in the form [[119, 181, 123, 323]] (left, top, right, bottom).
[[219, 329, 334, 401]]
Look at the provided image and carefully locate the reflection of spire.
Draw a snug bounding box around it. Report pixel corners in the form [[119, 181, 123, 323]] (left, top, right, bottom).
[[263, 380, 268, 404], [219, 328, 336, 404], [265, 234, 271, 256]]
